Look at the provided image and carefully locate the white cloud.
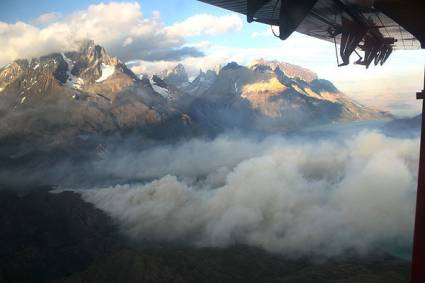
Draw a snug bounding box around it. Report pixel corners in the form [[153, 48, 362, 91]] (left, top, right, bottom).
[[130, 54, 227, 79], [251, 27, 275, 38], [0, 21, 73, 66], [165, 14, 243, 37], [129, 33, 333, 78], [0, 2, 242, 66], [30, 12, 62, 26]]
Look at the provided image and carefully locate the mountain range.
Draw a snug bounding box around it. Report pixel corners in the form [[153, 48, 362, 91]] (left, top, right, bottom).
[[0, 40, 390, 153]]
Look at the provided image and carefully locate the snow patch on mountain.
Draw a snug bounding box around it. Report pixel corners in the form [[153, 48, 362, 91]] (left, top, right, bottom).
[[149, 76, 169, 97], [61, 53, 84, 90], [96, 63, 115, 83]]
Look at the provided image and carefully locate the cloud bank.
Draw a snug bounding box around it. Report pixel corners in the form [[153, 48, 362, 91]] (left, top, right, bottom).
[[0, 2, 243, 66], [80, 130, 419, 257]]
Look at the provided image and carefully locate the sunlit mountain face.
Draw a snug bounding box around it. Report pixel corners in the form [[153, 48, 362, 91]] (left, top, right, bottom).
[[0, 1, 423, 282]]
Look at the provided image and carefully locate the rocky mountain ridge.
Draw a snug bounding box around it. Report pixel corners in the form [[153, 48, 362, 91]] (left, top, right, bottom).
[[156, 60, 389, 133], [0, 40, 390, 149], [0, 40, 193, 148], [158, 63, 189, 87], [249, 58, 318, 82]]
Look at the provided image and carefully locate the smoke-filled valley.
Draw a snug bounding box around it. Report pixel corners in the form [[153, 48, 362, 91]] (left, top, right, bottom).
[[0, 39, 421, 282], [79, 130, 419, 258]]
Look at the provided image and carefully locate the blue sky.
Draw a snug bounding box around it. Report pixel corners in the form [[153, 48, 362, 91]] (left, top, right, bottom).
[[1, 0, 209, 23], [0, 0, 271, 49], [1, 0, 424, 116], [0, 0, 242, 26]]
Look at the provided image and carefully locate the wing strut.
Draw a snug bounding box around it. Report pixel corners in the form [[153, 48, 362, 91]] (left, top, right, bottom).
[[356, 35, 395, 68], [412, 62, 425, 283], [338, 17, 368, 66]]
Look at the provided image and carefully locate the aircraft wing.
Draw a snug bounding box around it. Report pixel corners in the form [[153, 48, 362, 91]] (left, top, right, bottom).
[[198, 0, 422, 67], [199, 0, 420, 49]]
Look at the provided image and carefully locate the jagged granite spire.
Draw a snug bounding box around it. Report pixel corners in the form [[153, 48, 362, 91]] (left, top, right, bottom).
[[160, 63, 189, 87]]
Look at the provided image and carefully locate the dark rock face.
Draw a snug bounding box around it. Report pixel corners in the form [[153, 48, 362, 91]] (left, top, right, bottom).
[[0, 190, 117, 283], [0, 190, 411, 283], [181, 70, 218, 97], [63, 40, 138, 84], [159, 63, 189, 87], [151, 75, 168, 89], [221, 61, 244, 71]]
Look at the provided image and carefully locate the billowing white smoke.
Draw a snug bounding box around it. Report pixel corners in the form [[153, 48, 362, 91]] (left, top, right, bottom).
[[81, 130, 419, 257]]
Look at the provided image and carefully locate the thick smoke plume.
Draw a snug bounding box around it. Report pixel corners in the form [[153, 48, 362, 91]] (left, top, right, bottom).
[[80, 130, 419, 257]]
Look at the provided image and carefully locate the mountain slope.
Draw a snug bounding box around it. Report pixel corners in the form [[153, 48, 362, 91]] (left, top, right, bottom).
[[162, 60, 389, 133], [0, 40, 190, 147], [0, 42, 391, 146], [182, 69, 218, 96]]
